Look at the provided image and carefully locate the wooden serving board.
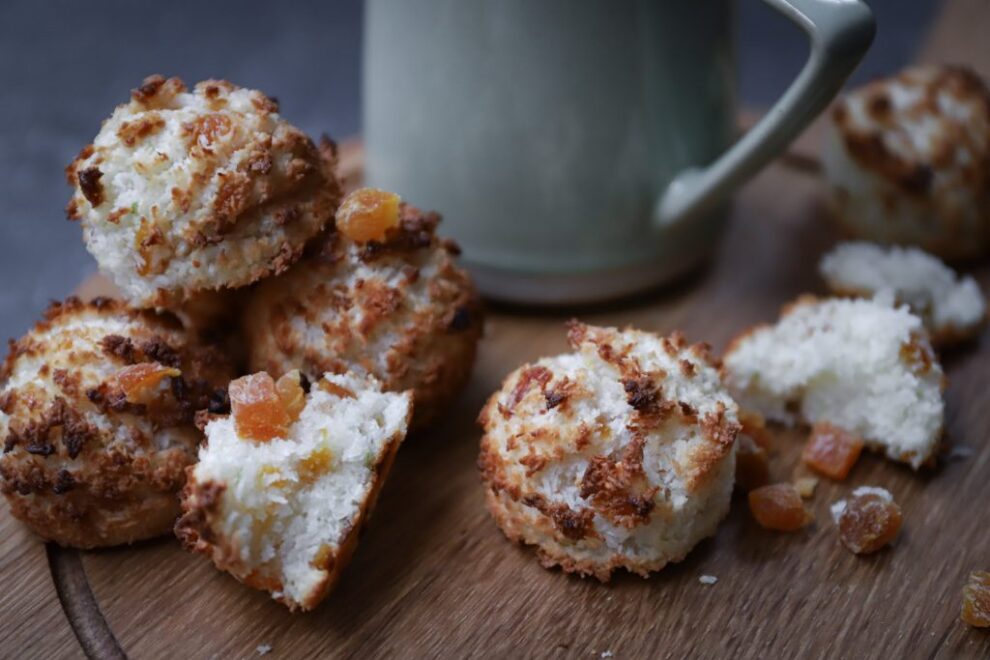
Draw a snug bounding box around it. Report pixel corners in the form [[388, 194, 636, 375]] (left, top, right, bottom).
[[4, 3, 990, 657]]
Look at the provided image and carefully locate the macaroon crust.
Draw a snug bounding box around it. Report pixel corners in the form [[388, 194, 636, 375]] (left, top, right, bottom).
[[0, 297, 233, 548], [243, 201, 482, 428], [478, 322, 740, 581], [66, 75, 342, 308], [823, 65, 990, 259]]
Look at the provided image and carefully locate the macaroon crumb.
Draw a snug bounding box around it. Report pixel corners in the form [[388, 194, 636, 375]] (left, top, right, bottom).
[[794, 477, 819, 499], [819, 241, 987, 345], [699, 575, 718, 585]]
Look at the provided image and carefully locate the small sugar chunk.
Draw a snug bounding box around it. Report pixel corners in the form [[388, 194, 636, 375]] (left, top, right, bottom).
[[699, 575, 718, 585], [256, 644, 273, 656]]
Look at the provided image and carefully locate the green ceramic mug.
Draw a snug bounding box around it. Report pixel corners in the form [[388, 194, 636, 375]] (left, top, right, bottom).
[[364, 0, 874, 304]]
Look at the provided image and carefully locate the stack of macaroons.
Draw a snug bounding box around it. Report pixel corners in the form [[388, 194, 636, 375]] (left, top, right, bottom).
[[823, 65, 990, 260], [0, 73, 483, 610]]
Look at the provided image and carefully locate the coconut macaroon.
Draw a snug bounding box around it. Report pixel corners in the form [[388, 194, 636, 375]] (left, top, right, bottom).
[[819, 241, 987, 345], [822, 65, 990, 260], [243, 187, 482, 428], [478, 323, 740, 581], [175, 370, 411, 611], [0, 297, 232, 548], [722, 296, 945, 469], [66, 75, 341, 309]]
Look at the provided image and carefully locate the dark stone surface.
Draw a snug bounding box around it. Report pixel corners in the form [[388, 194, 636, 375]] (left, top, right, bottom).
[[0, 0, 935, 341]]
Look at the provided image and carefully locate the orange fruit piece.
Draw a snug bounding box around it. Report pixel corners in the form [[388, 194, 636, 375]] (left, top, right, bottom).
[[962, 571, 990, 628], [229, 373, 292, 441], [336, 187, 401, 243], [275, 370, 307, 424], [802, 422, 863, 480], [836, 490, 902, 554], [748, 483, 813, 531], [735, 434, 770, 492], [116, 362, 181, 403]]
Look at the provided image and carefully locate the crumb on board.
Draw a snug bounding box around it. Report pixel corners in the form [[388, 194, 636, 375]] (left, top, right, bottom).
[[948, 445, 974, 461], [794, 476, 819, 499], [699, 575, 718, 585], [257, 643, 273, 656], [600, 651, 614, 659]]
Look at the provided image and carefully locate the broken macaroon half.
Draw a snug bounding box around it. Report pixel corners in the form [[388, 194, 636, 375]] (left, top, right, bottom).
[[175, 370, 411, 611], [722, 295, 945, 469]]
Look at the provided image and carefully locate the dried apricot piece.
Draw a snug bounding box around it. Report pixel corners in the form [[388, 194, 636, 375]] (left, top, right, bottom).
[[336, 187, 401, 243], [735, 434, 770, 492], [748, 483, 812, 531], [116, 362, 181, 403], [962, 571, 990, 628], [739, 409, 773, 452], [298, 446, 333, 485], [229, 373, 292, 441], [832, 487, 902, 554], [275, 370, 307, 424], [803, 422, 863, 480]]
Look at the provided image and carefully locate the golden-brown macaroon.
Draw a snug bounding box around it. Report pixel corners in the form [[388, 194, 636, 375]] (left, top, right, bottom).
[[0, 297, 233, 548], [66, 75, 342, 309], [822, 65, 990, 260], [478, 322, 740, 581], [242, 188, 482, 427]]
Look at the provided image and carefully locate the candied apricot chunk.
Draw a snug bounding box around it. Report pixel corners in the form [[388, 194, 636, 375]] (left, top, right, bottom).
[[962, 571, 990, 628], [739, 409, 773, 452], [275, 370, 306, 423], [833, 487, 902, 555], [116, 362, 181, 403], [298, 446, 334, 485], [735, 434, 770, 492], [803, 422, 863, 480], [748, 483, 812, 531], [336, 187, 401, 243], [229, 373, 292, 441]]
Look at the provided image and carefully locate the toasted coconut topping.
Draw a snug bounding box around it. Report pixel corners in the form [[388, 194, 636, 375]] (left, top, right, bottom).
[[823, 65, 990, 259], [0, 297, 233, 548], [478, 323, 738, 581], [66, 75, 342, 307], [243, 201, 481, 428]]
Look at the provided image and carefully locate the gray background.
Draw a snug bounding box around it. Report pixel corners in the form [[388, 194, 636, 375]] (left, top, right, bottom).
[[0, 0, 936, 341]]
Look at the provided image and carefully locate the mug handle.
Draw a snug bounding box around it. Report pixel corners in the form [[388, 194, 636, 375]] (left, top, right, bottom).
[[655, 0, 875, 226]]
